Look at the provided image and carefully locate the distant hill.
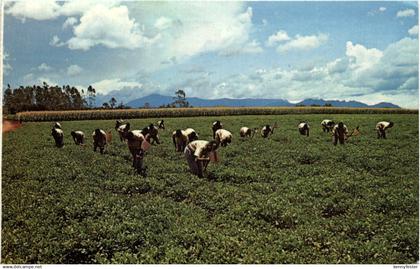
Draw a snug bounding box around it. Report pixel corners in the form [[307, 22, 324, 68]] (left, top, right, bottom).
[[369, 102, 401, 108], [125, 94, 401, 109], [126, 94, 292, 108], [295, 98, 370, 107], [125, 94, 174, 108]]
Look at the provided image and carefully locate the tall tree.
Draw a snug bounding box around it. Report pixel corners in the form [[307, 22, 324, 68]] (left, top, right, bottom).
[[3, 83, 88, 114], [172, 89, 190, 108], [110, 97, 117, 109], [87, 85, 96, 108]]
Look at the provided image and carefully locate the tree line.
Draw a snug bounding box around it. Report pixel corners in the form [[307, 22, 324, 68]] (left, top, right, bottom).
[[3, 82, 94, 114], [3, 82, 131, 114], [3, 84, 191, 114]]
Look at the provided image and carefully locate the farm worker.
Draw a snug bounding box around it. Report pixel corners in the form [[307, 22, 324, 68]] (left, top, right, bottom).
[[321, 119, 335, 132], [212, 121, 223, 139], [157, 120, 165, 130], [332, 122, 348, 145], [71, 131, 85, 145], [92, 129, 107, 154], [261, 124, 275, 138], [184, 128, 199, 141], [172, 128, 199, 152], [51, 122, 64, 148], [116, 122, 130, 142], [215, 129, 233, 147], [54, 122, 62, 129], [184, 140, 219, 178], [172, 129, 189, 152], [126, 130, 151, 176], [298, 122, 310, 136], [376, 121, 394, 139], [240, 127, 258, 138], [115, 119, 125, 131], [141, 123, 161, 144]]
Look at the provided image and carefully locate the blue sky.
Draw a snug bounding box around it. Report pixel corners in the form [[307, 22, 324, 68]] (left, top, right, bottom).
[[3, 1, 419, 108]]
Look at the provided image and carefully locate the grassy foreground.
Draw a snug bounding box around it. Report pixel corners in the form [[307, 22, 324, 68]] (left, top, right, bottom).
[[2, 114, 419, 264]]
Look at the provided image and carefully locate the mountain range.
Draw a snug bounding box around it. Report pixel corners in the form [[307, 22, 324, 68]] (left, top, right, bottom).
[[123, 94, 401, 108]]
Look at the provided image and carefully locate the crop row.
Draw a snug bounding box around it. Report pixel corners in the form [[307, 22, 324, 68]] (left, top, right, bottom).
[[12, 107, 417, 122]]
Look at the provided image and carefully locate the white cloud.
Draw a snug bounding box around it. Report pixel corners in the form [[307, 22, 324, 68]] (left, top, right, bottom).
[[396, 9, 416, 18], [91, 78, 143, 95], [368, 6, 387, 15], [154, 16, 172, 30], [38, 63, 52, 72], [59, 0, 120, 16], [163, 5, 254, 60], [242, 40, 264, 54], [67, 5, 153, 50], [408, 25, 419, 36], [168, 37, 417, 108], [49, 35, 65, 47], [5, 0, 121, 21], [345, 41, 383, 71], [4, 63, 12, 75], [67, 65, 83, 76], [277, 33, 328, 53], [5, 0, 60, 21], [6, 1, 257, 74], [23, 73, 35, 83], [351, 91, 418, 109], [266, 30, 290, 47], [63, 17, 78, 29], [220, 40, 263, 56], [38, 77, 59, 86], [3, 52, 12, 75], [326, 58, 349, 74]]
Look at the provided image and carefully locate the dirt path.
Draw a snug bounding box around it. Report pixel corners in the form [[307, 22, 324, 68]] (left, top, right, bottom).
[[3, 119, 22, 133]]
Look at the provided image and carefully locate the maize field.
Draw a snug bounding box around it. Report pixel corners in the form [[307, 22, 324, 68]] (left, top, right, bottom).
[[12, 107, 417, 122]]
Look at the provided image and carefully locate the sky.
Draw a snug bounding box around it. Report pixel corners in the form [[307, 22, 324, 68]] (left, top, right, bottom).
[[3, 0, 419, 108]]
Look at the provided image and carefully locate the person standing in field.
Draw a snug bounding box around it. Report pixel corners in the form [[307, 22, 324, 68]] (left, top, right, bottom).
[[126, 130, 149, 176], [142, 123, 161, 144], [115, 119, 125, 131], [51, 122, 64, 147], [261, 124, 276, 138], [298, 122, 310, 136], [157, 120, 165, 130], [376, 121, 394, 139], [116, 122, 130, 142], [172, 128, 199, 152], [215, 129, 233, 147], [212, 121, 223, 139], [92, 129, 107, 154], [321, 119, 335, 132], [184, 140, 219, 178], [240, 127, 258, 138], [332, 122, 348, 145], [71, 131, 85, 145], [172, 129, 189, 152]]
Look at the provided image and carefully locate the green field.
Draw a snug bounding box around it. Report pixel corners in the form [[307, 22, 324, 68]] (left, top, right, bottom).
[[2, 114, 419, 264]]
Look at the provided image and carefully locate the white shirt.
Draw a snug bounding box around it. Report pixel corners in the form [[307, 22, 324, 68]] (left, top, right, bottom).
[[376, 121, 392, 130], [187, 140, 210, 158], [215, 129, 232, 143], [240, 127, 250, 136], [298, 123, 309, 129]]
